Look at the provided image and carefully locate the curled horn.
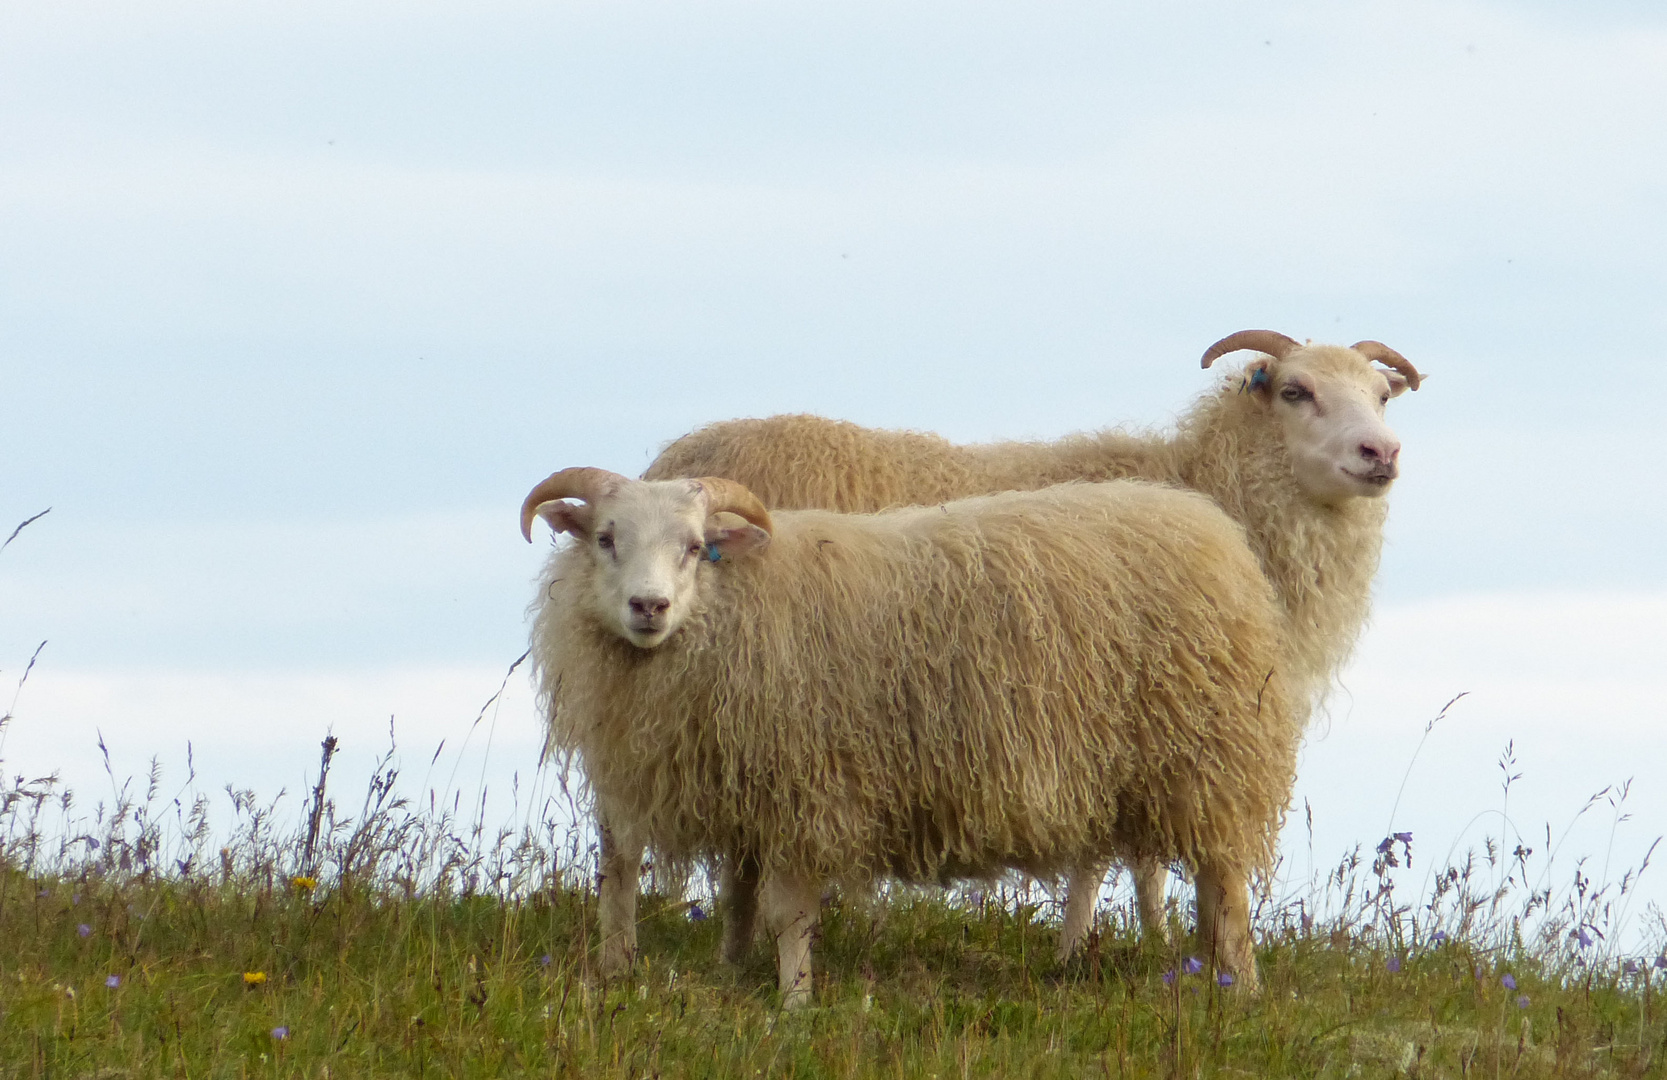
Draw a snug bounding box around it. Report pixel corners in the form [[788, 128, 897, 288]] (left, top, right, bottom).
[[1200, 330, 1303, 369], [693, 477, 774, 535], [1350, 341, 1422, 391], [519, 467, 628, 541]]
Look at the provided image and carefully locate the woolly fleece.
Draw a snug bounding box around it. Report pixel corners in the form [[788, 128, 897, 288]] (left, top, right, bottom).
[[534, 481, 1298, 890], [644, 351, 1393, 706]]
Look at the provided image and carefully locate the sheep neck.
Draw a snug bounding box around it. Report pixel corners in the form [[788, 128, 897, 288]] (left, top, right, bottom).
[[1169, 386, 1387, 701]]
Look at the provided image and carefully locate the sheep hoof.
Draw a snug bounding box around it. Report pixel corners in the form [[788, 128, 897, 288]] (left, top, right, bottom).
[[1218, 964, 1261, 994], [598, 942, 636, 980]]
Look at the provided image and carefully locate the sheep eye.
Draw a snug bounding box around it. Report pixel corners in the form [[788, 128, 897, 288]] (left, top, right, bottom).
[[687, 542, 704, 558], [597, 533, 615, 552], [1280, 385, 1311, 403]]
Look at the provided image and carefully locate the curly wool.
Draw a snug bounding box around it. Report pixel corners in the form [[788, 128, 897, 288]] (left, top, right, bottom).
[[645, 361, 1384, 705], [535, 482, 1297, 888]]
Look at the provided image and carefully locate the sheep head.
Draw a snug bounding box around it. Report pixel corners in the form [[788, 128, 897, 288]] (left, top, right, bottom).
[[1201, 330, 1424, 507], [522, 469, 773, 648]]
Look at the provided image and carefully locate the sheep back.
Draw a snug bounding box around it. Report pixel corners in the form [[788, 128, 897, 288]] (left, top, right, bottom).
[[645, 414, 994, 511]]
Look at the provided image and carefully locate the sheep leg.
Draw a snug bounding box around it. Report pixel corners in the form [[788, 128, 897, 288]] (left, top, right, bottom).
[[597, 816, 644, 978], [1132, 856, 1171, 942], [1057, 860, 1109, 962], [761, 874, 820, 1009], [719, 853, 761, 965], [1194, 860, 1259, 992]]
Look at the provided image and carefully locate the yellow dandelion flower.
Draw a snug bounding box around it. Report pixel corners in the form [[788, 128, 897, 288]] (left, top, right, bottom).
[[290, 876, 317, 891], [243, 971, 267, 985]]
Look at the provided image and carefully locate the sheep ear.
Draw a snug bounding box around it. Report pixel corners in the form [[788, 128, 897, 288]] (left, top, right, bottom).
[[1382, 370, 1412, 398], [537, 500, 594, 539], [704, 521, 770, 560], [1242, 358, 1275, 400]]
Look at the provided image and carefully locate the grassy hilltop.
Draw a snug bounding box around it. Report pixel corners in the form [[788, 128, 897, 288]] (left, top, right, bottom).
[[1, 738, 1663, 1079]]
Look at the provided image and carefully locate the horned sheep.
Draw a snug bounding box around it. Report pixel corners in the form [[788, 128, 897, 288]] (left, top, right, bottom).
[[644, 330, 1424, 955], [523, 470, 1300, 1005]]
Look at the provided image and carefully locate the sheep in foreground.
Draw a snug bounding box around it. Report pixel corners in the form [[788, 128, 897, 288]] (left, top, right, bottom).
[[524, 467, 1299, 1004], [644, 330, 1423, 954]]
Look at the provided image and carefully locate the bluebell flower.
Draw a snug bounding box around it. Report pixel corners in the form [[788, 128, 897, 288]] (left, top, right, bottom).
[[540, 954, 553, 967], [689, 904, 707, 921], [1431, 930, 1448, 944], [1217, 972, 1234, 987], [1386, 957, 1401, 973], [1576, 927, 1593, 948], [271, 1026, 289, 1040], [105, 975, 120, 988], [1182, 957, 1203, 975], [1517, 995, 1530, 1009], [1162, 969, 1176, 985], [77, 924, 91, 938], [1501, 974, 1517, 990]]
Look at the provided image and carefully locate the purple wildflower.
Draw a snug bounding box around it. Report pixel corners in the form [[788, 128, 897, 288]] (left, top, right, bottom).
[[1517, 995, 1530, 1009], [1394, 831, 1413, 843], [1623, 960, 1640, 975], [1431, 930, 1448, 944], [105, 975, 120, 988], [1656, 956, 1667, 970], [1217, 972, 1234, 987], [1162, 969, 1176, 986], [271, 1026, 289, 1040], [1182, 957, 1203, 975], [1576, 927, 1593, 948], [1386, 957, 1401, 973], [1501, 974, 1517, 990], [688, 904, 707, 921], [77, 924, 91, 938], [540, 954, 552, 967]]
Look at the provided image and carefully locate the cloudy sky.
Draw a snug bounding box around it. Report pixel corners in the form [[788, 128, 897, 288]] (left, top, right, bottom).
[[3, 1, 1664, 941]]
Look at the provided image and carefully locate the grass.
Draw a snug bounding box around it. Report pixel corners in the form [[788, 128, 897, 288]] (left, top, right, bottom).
[[3, 507, 1665, 1078], [0, 733, 1663, 1079], [1, 866, 1664, 1077]]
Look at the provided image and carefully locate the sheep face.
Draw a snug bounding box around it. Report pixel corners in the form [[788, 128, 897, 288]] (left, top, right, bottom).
[[1247, 345, 1410, 506], [535, 479, 770, 649]]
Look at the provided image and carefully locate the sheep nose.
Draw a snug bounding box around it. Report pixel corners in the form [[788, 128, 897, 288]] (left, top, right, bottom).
[[630, 596, 671, 618], [1357, 437, 1400, 465]]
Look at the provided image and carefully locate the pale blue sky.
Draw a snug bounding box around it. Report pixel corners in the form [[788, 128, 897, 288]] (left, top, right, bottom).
[[3, 0, 1664, 938]]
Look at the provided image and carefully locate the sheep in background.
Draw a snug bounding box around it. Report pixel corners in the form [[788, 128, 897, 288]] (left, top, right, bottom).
[[644, 330, 1423, 955], [524, 467, 1299, 1005]]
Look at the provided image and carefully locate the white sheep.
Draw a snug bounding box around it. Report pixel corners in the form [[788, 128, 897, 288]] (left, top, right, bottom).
[[524, 468, 1300, 1005], [643, 330, 1423, 955]]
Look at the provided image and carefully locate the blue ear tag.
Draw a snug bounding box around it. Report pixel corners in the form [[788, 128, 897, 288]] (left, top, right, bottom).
[[1250, 367, 1270, 388], [705, 542, 722, 563]]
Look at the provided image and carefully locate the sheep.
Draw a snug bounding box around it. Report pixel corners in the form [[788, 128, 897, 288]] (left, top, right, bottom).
[[523, 467, 1301, 1005], [643, 330, 1424, 956]]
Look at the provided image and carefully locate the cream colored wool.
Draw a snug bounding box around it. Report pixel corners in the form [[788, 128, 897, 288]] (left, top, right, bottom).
[[644, 349, 1392, 705], [534, 481, 1298, 897]]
